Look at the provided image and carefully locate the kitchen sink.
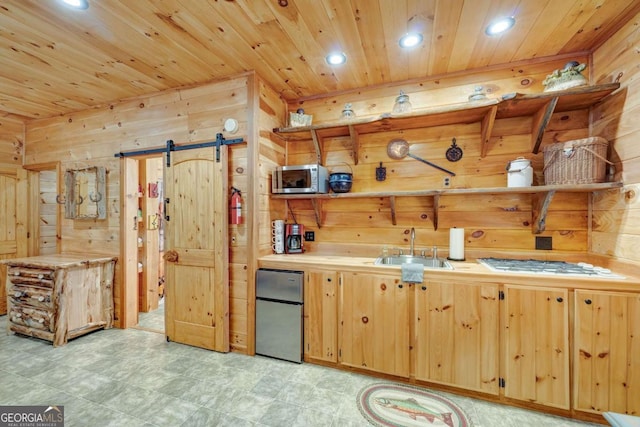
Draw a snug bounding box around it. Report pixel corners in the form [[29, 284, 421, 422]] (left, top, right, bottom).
[[374, 255, 454, 270]]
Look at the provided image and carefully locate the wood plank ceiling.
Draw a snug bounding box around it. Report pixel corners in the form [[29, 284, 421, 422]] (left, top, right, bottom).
[[1, 0, 639, 120]]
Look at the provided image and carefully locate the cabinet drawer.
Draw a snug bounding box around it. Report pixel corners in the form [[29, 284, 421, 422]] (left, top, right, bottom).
[[9, 306, 54, 332], [7, 267, 55, 288], [9, 285, 54, 310]]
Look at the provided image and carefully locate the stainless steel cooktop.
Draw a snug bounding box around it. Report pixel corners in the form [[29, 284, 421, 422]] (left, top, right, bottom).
[[478, 258, 625, 279]]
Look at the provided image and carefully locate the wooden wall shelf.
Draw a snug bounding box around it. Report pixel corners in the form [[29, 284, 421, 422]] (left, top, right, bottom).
[[273, 182, 623, 233], [273, 83, 620, 162]]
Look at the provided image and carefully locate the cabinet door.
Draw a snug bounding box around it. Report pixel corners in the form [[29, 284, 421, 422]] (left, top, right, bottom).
[[574, 290, 640, 415], [304, 270, 338, 363], [503, 284, 570, 409], [415, 280, 499, 395], [339, 272, 410, 377]]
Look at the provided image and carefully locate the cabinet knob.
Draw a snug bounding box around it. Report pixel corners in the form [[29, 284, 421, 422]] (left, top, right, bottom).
[[585, 299, 592, 305], [556, 297, 563, 303], [327, 278, 332, 282], [361, 316, 369, 324], [398, 284, 403, 289], [421, 286, 427, 291]]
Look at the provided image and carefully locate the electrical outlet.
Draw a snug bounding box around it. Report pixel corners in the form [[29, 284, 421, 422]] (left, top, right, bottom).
[[443, 177, 451, 188], [535, 236, 552, 250], [304, 231, 315, 241]]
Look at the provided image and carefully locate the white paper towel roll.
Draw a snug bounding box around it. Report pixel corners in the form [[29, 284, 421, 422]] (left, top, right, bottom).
[[448, 227, 465, 261]]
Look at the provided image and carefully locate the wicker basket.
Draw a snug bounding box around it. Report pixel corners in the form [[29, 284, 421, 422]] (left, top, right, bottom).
[[543, 137, 611, 185]]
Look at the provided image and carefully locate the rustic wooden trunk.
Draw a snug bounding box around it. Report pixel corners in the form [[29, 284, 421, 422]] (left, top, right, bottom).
[[2, 254, 116, 347]]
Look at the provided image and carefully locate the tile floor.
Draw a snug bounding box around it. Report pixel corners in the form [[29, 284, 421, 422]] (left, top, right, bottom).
[[0, 314, 604, 427], [136, 297, 165, 333]]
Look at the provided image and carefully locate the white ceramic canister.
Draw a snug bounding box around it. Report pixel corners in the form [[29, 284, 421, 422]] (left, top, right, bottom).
[[506, 157, 533, 187]]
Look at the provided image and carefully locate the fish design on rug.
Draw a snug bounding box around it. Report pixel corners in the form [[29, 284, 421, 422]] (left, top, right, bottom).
[[374, 396, 454, 427]]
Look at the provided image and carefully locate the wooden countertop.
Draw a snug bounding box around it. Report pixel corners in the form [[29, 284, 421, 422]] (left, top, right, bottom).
[[1, 253, 118, 269], [258, 254, 640, 292]]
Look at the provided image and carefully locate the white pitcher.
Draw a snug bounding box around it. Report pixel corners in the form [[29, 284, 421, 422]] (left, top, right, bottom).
[[506, 157, 533, 187]]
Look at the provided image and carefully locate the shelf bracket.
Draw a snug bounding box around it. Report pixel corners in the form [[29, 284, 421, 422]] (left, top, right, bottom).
[[348, 125, 360, 165], [389, 196, 397, 225], [311, 199, 322, 228], [531, 98, 558, 154], [533, 190, 556, 234], [480, 105, 497, 158], [310, 129, 323, 164]]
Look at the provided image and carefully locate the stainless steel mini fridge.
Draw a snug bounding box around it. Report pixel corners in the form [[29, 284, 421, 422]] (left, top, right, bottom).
[[255, 268, 304, 363]]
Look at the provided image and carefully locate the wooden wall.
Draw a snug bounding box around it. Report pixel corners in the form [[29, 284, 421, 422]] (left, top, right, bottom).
[[23, 73, 264, 348], [0, 116, 23, 166], [0, 116, 27, 314], [241, 76, 287, 354], [279, 56, 596, 258], [590, 10, 640, 264]]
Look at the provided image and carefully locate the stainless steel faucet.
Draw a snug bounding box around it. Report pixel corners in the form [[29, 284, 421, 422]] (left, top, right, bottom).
[[410, 227, 416, 256], [432, 245, 438, 260]]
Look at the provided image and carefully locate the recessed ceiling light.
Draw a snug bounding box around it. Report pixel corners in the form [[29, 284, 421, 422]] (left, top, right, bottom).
[[61, 0, 89, 10], [399, 33, 423, 48], [326, 52, 347, 65], [485, 16, 515, 36]]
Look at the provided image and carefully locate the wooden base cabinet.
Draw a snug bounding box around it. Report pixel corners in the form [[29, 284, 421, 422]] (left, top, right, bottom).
[[574, 290, 640, 415], [503, 284, 570, 409], [3, 254, 117, 347], [415, 280, 500, 395], [339, 272, 411, 378], [304, 270, 338, 363]]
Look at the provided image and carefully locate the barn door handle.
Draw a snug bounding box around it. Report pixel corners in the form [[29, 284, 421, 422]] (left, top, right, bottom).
[[164, 250, 179, 263]]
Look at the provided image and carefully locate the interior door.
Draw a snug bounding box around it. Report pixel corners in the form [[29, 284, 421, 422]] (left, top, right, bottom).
[[164, 146, 229, 352], [0, 168, 27, 315]]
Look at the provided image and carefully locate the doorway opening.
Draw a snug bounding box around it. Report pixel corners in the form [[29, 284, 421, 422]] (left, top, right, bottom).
[[24, 163, 61, 257], [132, 156, 165, 333]]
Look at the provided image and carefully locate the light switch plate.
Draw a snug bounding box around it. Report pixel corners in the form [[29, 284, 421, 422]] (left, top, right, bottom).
[[304, 231, 315, 241]]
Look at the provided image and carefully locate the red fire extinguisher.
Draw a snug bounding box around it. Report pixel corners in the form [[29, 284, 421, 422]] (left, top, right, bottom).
[[230, 187, 242, 225]]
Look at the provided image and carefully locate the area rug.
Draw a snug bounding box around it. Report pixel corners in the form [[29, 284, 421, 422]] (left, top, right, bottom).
[[357, 383, 472, 427]]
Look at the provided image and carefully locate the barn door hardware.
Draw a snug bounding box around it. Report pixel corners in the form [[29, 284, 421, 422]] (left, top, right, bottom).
[[114, 133, 245, 165]]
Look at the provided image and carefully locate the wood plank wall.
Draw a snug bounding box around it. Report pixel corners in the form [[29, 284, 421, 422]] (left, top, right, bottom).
[[23, 74, 264, 347], [0, 117, 23, 166], [244, 76, 287, 354], [279, 56, 596, 258], [0, 116, 26, 314], [591, 10, 640, 264]]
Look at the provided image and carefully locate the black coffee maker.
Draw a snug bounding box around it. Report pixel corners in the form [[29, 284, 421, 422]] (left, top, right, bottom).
[[285, 224, 304, 254]]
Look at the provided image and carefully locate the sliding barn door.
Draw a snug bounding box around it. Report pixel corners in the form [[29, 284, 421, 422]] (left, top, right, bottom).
[[163, 146, 229, 352]]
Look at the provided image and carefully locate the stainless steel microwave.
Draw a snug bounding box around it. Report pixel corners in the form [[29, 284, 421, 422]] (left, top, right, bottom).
[[272, 164, 329, 194]]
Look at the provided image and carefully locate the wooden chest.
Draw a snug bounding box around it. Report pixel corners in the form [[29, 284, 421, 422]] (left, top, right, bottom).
[[2, 254, 117, 346]]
